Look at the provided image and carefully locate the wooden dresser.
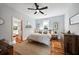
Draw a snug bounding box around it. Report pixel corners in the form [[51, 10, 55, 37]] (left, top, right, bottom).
[[64, 34, 79, 55]]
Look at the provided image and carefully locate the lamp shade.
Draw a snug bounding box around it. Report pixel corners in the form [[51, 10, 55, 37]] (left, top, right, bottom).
[[25, 25, 32, 28]]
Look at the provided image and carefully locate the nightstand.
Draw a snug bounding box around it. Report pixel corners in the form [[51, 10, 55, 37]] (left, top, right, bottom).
[[50, 39, 64, 55], [51, 34, 58, 40]]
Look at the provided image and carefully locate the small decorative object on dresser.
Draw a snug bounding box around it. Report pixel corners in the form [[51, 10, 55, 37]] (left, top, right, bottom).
[[67, 30, 71, 34]]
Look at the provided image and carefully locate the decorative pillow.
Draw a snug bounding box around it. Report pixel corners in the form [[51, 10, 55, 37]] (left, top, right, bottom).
[[43, 31, 47, 34], [38, 31, 42, 34]]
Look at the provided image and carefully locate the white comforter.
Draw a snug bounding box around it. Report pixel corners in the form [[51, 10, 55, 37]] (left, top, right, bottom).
[[27, 33, 51, 46]]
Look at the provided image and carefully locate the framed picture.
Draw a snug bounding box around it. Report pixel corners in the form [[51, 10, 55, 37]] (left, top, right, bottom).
[[53, 22, 58, 30], [69, 13, 79, 25]]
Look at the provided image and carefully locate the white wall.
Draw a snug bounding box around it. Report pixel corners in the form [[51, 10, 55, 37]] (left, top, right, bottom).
[[0, 4, 35, 44], [49, 15, 65, 33], [65, 3, 79, 35], [35, 15, 65, 33]]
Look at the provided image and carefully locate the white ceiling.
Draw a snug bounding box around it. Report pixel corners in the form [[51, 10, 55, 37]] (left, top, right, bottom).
[[5, 3, 72, 19]]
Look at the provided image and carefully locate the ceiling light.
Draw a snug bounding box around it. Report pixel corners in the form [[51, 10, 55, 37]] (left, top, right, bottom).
[[36, 10, 39, 13]]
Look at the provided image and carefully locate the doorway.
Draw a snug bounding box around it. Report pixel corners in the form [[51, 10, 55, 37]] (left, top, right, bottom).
[[12, 17, 23, 44]]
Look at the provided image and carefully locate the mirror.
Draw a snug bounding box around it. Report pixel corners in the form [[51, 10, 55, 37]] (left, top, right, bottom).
[[69, 13, 79, 25]]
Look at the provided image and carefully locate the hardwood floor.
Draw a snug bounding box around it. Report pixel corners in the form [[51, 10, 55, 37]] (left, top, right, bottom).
[[13, 38, 64, 55], [51, 40, 64, 55], [13, 40, 50, 55]]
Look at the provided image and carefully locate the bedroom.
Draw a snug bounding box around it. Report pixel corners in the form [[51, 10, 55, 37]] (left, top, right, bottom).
[[0, 3, 79, 55]]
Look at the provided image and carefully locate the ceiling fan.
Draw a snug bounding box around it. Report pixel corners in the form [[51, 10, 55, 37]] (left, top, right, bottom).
[[27, 3, 48, 14]]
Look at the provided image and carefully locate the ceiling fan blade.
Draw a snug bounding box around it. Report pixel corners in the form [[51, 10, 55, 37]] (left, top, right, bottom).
[[34, 11, 37, 14], [34, 3, 39, 9], [39, 6, 48, 10], [39, 11, 44, 14], [28, 8, 36, 10]]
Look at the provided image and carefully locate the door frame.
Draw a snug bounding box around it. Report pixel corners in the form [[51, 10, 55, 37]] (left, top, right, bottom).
[[11, 16, 23, 44]]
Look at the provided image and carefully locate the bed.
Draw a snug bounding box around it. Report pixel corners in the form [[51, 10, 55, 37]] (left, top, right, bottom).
[[27, 33, 51, 46]]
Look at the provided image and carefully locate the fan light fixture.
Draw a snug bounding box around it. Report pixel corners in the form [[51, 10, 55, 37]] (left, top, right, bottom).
[[28, 3, 48, 15], [36, 10, 39, 13]]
